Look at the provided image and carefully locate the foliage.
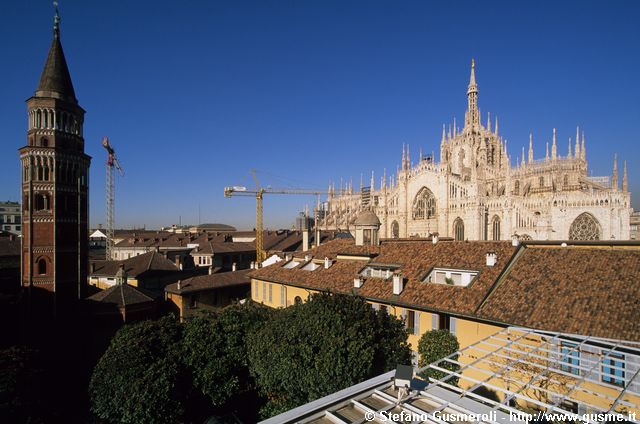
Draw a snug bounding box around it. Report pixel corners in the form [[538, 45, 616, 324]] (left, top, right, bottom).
[[0, 346, 44, 423], [89, 315, 187, 424], [247, 292, 411, 418], [181, 303, 273, 408], [417, 329, 460, 384]]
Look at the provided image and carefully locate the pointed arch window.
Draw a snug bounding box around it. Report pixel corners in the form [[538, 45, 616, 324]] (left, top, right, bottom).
[[454, 218, 465, 241], [569, 213, 601, 241], [491, 216, 501, 241], [391, 221, 400, 239], [412, 187, 437, 220]]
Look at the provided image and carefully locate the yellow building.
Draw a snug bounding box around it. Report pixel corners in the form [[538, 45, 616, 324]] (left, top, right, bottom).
[[250, 229, 640, 416]]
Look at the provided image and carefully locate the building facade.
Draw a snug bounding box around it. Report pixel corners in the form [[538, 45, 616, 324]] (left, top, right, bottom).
[[0, 201, 22, 235], [19, 10, 91, 303], [320, 60, 632, 241]]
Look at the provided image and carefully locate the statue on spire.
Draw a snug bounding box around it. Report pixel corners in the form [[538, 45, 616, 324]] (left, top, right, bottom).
[[53, 1, 60, 36]]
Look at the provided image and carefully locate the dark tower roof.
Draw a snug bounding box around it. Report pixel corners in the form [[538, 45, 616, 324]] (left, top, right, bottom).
[[35, 17, 77, 103]]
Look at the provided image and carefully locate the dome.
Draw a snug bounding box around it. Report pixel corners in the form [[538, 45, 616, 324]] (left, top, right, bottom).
[[354, 210, 381, 226]]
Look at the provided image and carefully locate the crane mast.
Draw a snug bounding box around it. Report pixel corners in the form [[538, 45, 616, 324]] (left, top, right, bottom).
[[224, 171, 327, 265], [102, 136, 124, 260]]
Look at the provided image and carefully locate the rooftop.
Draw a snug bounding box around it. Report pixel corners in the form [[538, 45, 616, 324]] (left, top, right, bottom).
[[165, 269, 252, 295], [90, 251, 179, 277]]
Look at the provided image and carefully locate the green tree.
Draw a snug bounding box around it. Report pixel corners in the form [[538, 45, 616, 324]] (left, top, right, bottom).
[[89, 315, 187, 424], [181, 303, 273, 408], [417, 329, 460, 384], [247, 292, 411, 418]]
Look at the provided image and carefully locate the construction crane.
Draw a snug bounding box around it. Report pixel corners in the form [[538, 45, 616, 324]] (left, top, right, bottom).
[[102, 136, 124, 260], [224, 171, 327, 264]]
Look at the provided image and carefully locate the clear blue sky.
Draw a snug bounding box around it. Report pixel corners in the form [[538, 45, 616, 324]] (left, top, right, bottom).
[[2, 0, 638, 230]]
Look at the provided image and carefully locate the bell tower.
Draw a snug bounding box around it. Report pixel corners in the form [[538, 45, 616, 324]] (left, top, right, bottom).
[[19, 4, 91, 309]]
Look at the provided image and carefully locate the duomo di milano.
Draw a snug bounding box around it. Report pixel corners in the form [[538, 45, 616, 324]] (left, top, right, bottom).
[[320, 60, 632, 241]]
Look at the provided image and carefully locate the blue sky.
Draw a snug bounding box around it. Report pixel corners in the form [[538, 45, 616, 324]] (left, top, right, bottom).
[[2, 1, 638, 230]]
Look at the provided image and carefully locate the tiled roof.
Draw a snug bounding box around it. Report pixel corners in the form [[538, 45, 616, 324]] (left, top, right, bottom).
[[251, 238, 517, 316], [165, 269, 252, 294], [90, 251, 179, 277], [87, 283, 155, 306], [476, 245, 640, 341], [194, 242, 256, 255]]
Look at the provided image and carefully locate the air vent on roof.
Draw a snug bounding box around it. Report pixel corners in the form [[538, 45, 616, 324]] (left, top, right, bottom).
[[354, 276, 363, 288], [324, 257, 332, 269], [486, 251, 497, 267]]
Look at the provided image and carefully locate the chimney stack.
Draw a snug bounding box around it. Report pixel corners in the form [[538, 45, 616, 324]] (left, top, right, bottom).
[[209, 265, 214, 275], [354, 276, 364, 288], [232, 262, 237, 272], [302, 229, 310, 252], [431, 232, 439, 244], [486, 251, 497, 267], [177, 280, 181, 290], [176, 256, 182, 270], [511, 234, 520, 247], [304, 254, 311, 262], [392, 274, 404, 295]]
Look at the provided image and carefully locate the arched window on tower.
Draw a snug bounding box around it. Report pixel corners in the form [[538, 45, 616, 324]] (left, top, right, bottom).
[[569, 213, 601, 241], [412, 187, 437, 220], [37, 258, 47, 275], [454, 218, 465, 241], [491, 216, 501, 241], [41, 138, 48, 147]]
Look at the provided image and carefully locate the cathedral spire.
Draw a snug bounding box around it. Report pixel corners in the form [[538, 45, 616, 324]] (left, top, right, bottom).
[[441, 124, 446, 144], [494, 116, 499, 135], [567, 137, 572, 159], [612, 155, 618, 190], [528, 133, 534, 163], [623, 161, 628, 192], [575, 126, 581, 159], [406, 144, 411, 169], [581, 131, 586, 161], [546, 142, 549, 161], [551, 128, 557, 161], [466, 59, 479, 128], [521, 145, 526, 167], [453, 118, 457, 137], [401, 144, 406, 170], [487, 112, 491, 132]]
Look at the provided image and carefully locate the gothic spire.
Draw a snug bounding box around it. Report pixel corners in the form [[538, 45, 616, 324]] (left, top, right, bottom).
[[494, 116, 499, 135], [521, 145, 525, 166], [623, 161, 628, 192], [551, 128, 557, 160], [567, 138, 572, 159], [441, 124, 446, 144], [528, 133, 533, 163], [370, 171, 375, 192], [466, 59, 479, 128], [581, 131, 586, 161], [36, 1, 77, 103], [487, 112, 491, 132], [612, 155, 618, 190], [545, 142, 549, 161], [575, 126, 581, 159]]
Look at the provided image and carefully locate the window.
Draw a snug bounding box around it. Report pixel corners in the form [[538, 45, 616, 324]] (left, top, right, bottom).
[[491, 216, 501, 240], [412, 187, 437, 219], [569, 213, 602, 241], [189, 294, 199, 309], [280, 285, 285, 307], [254, 281, 259, 299], [453, 218, 464, 241], [539, 176, 544, 187], [560, 342, 580, 375], [391, 221, 399, 238], [514, 180, 520, 195], [602, 352, 625, 387], [439, 315, 451, 331], [37, 258, 47, 275], [294, 296, 302, 305], [262, 282, 267, 300], [379, 305, 388, 314], [363, 229, 371, 244], [268, 284, 273, 303], [41, 138, 49, 147], [407, 310, 416, 334]]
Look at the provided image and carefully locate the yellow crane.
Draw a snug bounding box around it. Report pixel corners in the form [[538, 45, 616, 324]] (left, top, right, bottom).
[[224, 171, 327, 263]]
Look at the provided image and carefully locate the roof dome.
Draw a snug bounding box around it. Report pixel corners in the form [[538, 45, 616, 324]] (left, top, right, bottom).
[[354, 210, 381, 227]]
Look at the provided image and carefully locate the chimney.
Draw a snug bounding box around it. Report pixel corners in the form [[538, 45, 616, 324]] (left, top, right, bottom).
[[250, 261, 255, 269], [285, 253, 292, 262], [304, 254, 311, 262], [315, 228, 321, 248], [354, 276, 364, 288], [209, 265, 214, 275], [511, 234, 520, 247], [232, 262, 237, 272], [486, 251, 497, 267], [324, 257, 331, 269], [392, 274, 404, 295], [176, 256, 182, 270], [177, 280, 181, 290], [431, 232, 439, 244], [302, 229, 310, 252]]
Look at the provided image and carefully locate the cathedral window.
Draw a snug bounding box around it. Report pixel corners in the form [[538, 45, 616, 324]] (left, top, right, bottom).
[[564, 174, 569, 187], [569, 213, 601, 241], [412, 187, 437, 219], [514, 180, 520, 195], [391, 221, 399, 239], [37, 258, 47, 275], [492, 216, 501, 241], [539, 176, 544, 188], [454, 218, 465, 241]]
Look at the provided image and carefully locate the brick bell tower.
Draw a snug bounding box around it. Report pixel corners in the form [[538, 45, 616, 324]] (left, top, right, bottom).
[[19, 6, 91, 309]]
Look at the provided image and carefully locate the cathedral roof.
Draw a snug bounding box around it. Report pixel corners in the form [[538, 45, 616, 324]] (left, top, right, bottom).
[[35, 25, 77, 103]]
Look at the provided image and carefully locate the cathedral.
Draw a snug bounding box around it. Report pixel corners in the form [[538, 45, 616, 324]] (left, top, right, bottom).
[[320, 60, 631, 241]]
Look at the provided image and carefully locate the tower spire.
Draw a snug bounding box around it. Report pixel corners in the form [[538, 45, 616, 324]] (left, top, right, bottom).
[[53, 1, 60, 37], [575, 126, 581, 159], [567, 137, 572, 159], [494, 116, 499, 135], [528, 133, 533, 163], [623, 161, 628, 192], [545, 142, 549, 161], [581, 131, 586, 161], [551, 128, 557, 160], [487, 112, 491, 131]]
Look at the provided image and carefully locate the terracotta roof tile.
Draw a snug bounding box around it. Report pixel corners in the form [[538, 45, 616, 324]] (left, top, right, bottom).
[[165, 269, 252, 294]]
